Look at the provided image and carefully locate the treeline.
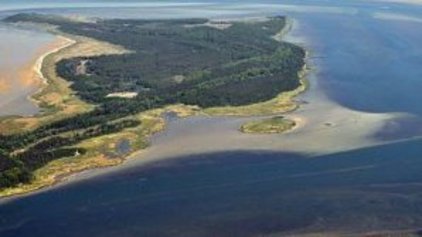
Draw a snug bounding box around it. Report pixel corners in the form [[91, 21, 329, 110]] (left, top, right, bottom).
[[6, 14, 303, 108], [1, 13, 305, 188], [0, 119, 139, 188], [52, 16, 304, 108], [27, 120, 140, 152], [0, 108, 138, 151], [0, 152, 32, 188]]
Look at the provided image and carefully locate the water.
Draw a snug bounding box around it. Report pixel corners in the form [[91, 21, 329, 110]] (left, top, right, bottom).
[[2, 139, 422, 236], [1, 0, 422, 235], [0, 23, 55, 116], [1, 1, 421, 117]]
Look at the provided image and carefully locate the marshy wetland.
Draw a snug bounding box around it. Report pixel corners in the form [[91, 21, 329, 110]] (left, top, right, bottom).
[[1, 0, 422, 236]]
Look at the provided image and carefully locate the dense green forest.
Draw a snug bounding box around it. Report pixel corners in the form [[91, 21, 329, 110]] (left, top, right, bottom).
[[0, 13, 305, 188]]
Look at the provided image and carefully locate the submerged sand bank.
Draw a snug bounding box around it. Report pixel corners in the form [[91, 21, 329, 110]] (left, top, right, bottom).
[[137, 78, 403, 163], [0, 28, 132, 197], [129, 19, 410, 163], [1, 15, 413, 200], [0, 16, 309, 198]]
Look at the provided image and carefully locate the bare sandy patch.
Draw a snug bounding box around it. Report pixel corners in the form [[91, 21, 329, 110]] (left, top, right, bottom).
[[205, 21, 233, 30], [75, 59, 90, 75], [0, 31, 130, 134], [173, 75, 185, 83], [106, 92, 138, 98], [185, 20, 233, 30], [135, 91, 402, 164]]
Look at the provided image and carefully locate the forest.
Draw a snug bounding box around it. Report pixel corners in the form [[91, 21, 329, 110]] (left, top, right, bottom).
[[0, 13, 305, 188]]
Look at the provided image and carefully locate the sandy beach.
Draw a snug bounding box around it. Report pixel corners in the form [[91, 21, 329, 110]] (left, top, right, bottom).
[[27, 36, 76, 107], [1, 1, 422, 236], [131, 76, 404, 165], [0, 33, 76, 114], [128, 20, 408, 163], [0, 27, 133, 198], [46, 23, 413, 186], [0, 13, 417, 200], [33, 36, 76, 86]]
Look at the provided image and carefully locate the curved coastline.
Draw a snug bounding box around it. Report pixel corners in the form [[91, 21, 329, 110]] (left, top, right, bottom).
[[0, 34, 86, 134], [30, 35, 76, 103], [1, 2, 422, 236], [130, 17, 406, 162], [0, 23, 57, 117], [0, 17, 309, 199], [0, 13, 409, 201], [0, 27, 132, 197]]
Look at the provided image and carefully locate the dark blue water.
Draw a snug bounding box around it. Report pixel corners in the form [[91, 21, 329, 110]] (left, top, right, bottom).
[[2, 139, 422, 236], [1, 0, 422, 236], [315, 14, 422, 115]]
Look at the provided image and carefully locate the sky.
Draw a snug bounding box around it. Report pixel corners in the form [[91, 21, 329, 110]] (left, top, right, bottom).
[[0, 0, 420, 12]]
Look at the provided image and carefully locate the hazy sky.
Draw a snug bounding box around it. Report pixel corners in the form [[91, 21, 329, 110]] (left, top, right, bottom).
[[0, 0, 420, 12]]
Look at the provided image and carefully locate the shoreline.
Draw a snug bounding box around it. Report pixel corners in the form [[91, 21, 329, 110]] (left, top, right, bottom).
[[123, 18, 407, 162], [0, 28, 132, 197], [0, 18, 310, 199], [0, 26, 130, 135], [27, 35, 76, 109], [0, 34, 90, 135], [32, 35, 76, 96], [0, 14, 412, 201]]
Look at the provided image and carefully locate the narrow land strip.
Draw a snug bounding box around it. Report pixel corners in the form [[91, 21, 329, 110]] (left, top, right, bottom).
[[0, 17, 307, 198]]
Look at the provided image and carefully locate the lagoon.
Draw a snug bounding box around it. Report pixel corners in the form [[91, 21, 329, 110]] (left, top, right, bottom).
[[0, 23, 54, 116], [0, 0, 422, 235]]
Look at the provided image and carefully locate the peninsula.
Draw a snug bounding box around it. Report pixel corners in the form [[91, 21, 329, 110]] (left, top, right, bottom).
[[0, 13, 306, 197]]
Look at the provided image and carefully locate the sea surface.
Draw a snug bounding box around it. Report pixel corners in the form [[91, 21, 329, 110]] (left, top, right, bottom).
[[0, 22, 55, 116], [1, 0, 422, 236]]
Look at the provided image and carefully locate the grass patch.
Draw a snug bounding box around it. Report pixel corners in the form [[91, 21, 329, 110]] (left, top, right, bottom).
[[240, 116, 296, 134], [0, 33, 127, 135], [0, 104, 199, 198], [0, 14, 307, 197]]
